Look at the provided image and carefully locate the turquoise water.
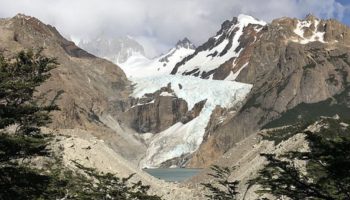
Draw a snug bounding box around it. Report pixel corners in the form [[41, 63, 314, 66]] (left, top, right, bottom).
[[144, 168, 202, 182]]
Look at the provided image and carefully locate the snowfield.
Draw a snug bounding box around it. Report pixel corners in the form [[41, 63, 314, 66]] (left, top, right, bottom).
[[130, 75, 252, 168], [120, 47, 194, 78]]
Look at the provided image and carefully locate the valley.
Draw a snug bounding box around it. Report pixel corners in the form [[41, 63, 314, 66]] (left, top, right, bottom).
[[1, 6, 350, 199]]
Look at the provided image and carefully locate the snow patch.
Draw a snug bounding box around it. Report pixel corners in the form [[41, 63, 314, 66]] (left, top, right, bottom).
[[225, 63, 249, 81], [160, 91, 174, 97], [293, 19, 325, 44], [131, 100, 155, 108]]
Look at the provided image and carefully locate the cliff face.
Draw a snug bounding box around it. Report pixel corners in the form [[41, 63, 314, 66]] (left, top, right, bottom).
[[121, 81, 210, 134], [122, 86, 187, 134], [189, 16, 350, 167], [0, 14, 146, 162]]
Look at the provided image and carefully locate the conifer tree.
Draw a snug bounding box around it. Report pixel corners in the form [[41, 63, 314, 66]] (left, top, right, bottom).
[[251, 119, 350, 200], [202, 165, 239, 200]]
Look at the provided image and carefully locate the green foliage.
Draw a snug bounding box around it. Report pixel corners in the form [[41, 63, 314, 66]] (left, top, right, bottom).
[[0, 165, 52, 199], [251, 118, 350, 200], [201, 165, 239, 200], [303, 62, 316, 70], [0, 133, 50, 162], [0, 155, 163, 200], [264, 87, 350, 129], [52, 161, 162, 200], [0, 49, 59, 199], [0, 48, 59, 135], [261, 121, 309, 145]]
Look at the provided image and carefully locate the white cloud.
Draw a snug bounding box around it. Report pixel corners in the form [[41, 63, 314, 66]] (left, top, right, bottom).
[[0, 0, 347, 57]]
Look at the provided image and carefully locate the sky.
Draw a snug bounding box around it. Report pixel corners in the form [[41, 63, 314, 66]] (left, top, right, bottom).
[[0, 0, 349, 57]]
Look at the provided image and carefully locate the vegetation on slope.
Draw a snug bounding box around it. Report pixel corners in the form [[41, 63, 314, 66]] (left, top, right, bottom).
[[264, 87, 350, 129], [252, 118, 350, 199], [204, 118, 350, 200], [201, 165, 239, 200]]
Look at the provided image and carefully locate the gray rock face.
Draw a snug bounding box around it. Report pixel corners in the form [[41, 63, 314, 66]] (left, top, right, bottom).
[[124, 95, 188, 133], [122, 86, 206, 134], [78, 36, 145, 64], [189, 15, 350, 167]]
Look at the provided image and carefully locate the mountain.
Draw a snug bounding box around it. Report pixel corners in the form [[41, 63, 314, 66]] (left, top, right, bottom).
[[188, 14, 350, 168], [171, 14, 266, 80], [78, 35, 145, 64], [0, 14, 147, 163], [120, 38, 196, 78]]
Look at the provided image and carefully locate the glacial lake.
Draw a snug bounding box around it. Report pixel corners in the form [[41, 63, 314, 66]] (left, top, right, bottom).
[[144, 168, 202, 182]]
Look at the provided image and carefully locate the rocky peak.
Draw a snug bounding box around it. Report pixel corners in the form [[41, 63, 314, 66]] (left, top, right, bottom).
[[14, 13, 33, 20], [216, 14, 265, 36], [219, 19, 236, 34], [271, 14, 350, 45], [11, 13, 51, 36], [6, 14, 94, 59], [304, 13, 318, 22], [176, 37, 196, 49]]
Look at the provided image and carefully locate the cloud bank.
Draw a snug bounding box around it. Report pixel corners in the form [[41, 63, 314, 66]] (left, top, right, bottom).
[[0, 0, 348, 57]]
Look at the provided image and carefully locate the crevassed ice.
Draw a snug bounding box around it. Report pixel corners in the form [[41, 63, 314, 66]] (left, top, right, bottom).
[[131, 75, 252, 168]]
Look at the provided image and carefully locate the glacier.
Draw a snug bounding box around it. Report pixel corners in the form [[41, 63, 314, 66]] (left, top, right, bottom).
[[117, 20, 257, 168], [130, 75, 252, 168]]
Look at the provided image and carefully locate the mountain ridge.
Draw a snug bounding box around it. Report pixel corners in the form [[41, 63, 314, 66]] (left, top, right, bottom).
[[188, 14, 350, 168], [0, 13, 149, 164]]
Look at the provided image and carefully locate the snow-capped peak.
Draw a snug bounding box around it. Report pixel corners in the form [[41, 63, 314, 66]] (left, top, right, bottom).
[[237, 14, 267, 27], [171, 14, 266, 79]]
